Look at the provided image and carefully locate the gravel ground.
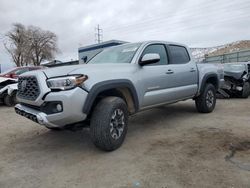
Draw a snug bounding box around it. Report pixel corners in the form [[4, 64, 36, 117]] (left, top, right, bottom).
[[0, 99, 250, 188]]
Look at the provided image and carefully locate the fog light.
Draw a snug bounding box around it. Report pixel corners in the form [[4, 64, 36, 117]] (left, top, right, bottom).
[[56, 104, 63, 112]]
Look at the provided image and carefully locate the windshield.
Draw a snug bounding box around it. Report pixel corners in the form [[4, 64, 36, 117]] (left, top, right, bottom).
[[88, 43, 141, 64], [224, 64, 246, 72]]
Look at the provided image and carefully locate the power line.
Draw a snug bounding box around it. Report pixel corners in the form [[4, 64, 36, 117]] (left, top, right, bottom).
[[86, 2, 250, 46], [102, 6, 250, 40], [95, 24, 103, 44], [104, 6, 250, 33], [103, 13, 250, 41], [103, 1, 250, 33]]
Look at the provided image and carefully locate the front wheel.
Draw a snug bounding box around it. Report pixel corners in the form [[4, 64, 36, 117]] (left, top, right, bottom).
[[241, 82, 250, 98], [3, 94, 15, 107], [90, 97, 128, 151], [195, 84, 216, 113]]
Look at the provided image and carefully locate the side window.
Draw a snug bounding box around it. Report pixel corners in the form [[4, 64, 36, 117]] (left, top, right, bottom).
[[169, 45, 190, 64], [141, 44, 168, 66]]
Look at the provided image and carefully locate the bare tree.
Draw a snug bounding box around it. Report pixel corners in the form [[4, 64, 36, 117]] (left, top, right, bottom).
[[4, 23, 59, 66], [27, 26, 59, 66], [3, 23, 29, 67]]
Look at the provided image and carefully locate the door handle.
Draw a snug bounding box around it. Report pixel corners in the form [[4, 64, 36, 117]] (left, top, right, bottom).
[[166, 69, 174, 74], [190, 68, 196, 72]]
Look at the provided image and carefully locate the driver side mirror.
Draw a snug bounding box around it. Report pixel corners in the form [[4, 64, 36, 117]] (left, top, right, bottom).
[[139, 53, 160, 66], [81, 56, 88, 63]]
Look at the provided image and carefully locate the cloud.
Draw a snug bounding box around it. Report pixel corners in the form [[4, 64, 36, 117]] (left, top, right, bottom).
[[0, 0, 250, 70]]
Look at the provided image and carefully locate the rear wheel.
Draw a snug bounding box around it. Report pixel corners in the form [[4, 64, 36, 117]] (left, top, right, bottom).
[[195, 84, 216, 113], [90, 97, 128, 151]]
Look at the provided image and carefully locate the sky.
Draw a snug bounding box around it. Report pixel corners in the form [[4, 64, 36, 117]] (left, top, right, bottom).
[[0, 0, 250, 71]]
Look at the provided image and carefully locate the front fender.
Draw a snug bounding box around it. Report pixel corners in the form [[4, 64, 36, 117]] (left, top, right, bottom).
[[82, 79, 139, 115], [7, 83, 18, 95]]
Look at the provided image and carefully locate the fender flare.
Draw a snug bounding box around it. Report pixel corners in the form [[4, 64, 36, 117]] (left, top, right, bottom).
[[0, 86, 9, 97], [199, 73, 219, 94], [82, 79, 139, 115]]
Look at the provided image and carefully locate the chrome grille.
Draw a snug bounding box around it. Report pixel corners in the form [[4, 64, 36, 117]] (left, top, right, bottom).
[[17, 76, 40, 101]]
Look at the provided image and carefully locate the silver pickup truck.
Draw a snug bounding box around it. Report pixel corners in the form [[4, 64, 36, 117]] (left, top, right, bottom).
[[15, 41, 224, 151]]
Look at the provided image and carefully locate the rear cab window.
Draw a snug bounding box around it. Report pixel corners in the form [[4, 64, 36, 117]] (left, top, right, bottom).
[[168, 45, 190, 64]]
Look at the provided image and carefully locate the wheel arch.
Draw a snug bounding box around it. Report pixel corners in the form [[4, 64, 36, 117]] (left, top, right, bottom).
[[83, 79, 139, 116], [200, 73, 219, 91], [0, 88, 8, 98]]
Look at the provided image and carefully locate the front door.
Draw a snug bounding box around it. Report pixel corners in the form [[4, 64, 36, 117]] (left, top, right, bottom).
[[138, 44, 176, 108]]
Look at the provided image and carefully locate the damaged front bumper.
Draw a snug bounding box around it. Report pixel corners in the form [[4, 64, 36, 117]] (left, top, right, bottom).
[[15, 87, 89, 128], [15, 104, 58, 128]]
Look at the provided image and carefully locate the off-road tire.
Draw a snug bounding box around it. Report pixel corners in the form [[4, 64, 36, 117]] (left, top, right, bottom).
[[12, 91, 18, 104], [241, 82, 250, 98], [3, 94, 15, 107], [195, 84, 216, 113], [90, 97, 128, 151]]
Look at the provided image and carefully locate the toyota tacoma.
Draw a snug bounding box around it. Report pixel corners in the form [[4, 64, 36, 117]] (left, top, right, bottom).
[[15, 41, 224, 151]]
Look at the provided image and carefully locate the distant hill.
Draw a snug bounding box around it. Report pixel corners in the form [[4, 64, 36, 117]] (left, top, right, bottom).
[[191, 40, 250, 62]]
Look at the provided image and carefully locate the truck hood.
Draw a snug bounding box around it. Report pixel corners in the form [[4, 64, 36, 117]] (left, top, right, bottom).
[[0, 77, 17, 83], [0, 77, 17, 90], [223, 63, 249, 80], [42, 63, 137, 78], [224, 70, 245, 80]]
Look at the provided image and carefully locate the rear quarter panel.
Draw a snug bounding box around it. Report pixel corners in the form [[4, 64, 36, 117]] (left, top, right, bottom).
[[197, 63, 224, 95]]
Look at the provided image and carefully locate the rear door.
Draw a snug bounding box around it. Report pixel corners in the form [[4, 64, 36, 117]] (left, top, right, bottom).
[[166, 45, 198, 99]]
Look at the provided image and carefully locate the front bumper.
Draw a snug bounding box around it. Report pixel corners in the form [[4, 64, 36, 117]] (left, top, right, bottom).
[[15, 87, 88, 128]]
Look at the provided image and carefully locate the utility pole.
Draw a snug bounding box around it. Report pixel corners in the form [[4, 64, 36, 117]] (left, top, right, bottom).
[[95, 24, 103, 44]]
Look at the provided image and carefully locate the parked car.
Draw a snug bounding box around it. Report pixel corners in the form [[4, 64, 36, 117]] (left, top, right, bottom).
[[0, 66, 44, 79], [0, 66, 45, 106], [221, 62, 250, 98], [0, 77, 17, 106], [15, 41, 224, 151]]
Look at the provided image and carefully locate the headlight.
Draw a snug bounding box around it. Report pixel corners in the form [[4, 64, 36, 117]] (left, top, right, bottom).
[[47, 75, 88, 90]]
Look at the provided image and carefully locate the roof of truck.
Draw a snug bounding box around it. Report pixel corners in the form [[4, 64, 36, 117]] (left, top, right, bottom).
[[78, 40, 189, 53]]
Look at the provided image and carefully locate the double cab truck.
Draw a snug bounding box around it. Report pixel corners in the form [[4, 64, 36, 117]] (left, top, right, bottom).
[[15, 41, 224, 151]]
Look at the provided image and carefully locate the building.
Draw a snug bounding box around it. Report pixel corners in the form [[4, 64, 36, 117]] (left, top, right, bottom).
[[78, 40, 127, 63]]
